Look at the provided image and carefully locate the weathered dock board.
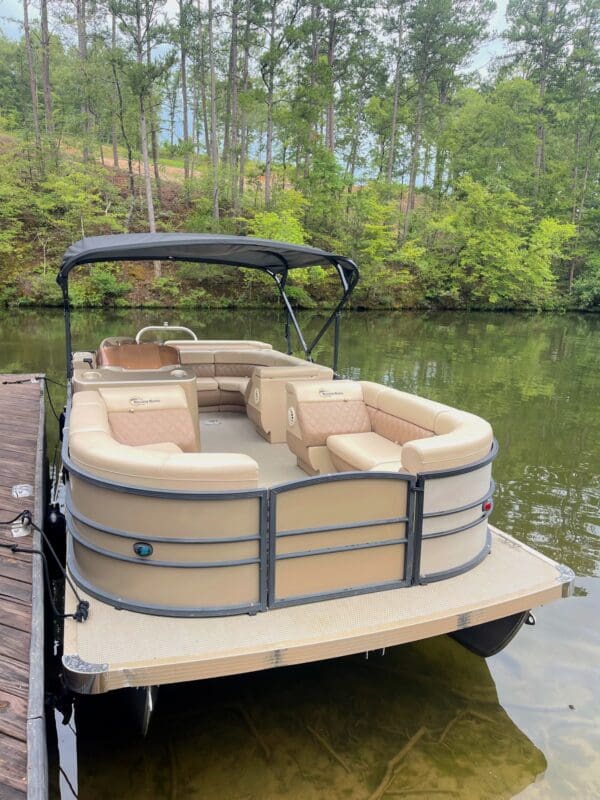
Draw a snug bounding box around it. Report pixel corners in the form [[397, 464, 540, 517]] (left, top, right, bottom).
[[0, 375, 47, 800]]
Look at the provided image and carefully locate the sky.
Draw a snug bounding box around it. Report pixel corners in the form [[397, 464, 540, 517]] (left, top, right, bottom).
[[1, 0, 509, 73]]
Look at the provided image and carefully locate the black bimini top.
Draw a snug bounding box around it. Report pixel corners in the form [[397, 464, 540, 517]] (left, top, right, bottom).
[[57, 233, 358, 284]]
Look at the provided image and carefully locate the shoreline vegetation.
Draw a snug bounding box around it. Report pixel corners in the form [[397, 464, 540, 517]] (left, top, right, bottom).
[[0, 1, 598, 312]]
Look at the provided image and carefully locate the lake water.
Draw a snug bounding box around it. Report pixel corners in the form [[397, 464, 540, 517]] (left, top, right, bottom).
[[1, 308, 598, 799]]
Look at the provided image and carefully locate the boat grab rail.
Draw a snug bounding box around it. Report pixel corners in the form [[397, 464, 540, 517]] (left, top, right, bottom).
[[135, 324, 198, 343]]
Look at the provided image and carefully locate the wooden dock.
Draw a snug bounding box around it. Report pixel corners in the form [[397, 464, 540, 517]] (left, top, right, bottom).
[[0, 375, 47, 800]]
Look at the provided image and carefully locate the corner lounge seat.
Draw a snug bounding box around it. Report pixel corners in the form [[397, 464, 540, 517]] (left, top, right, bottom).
[[68, 387, 258, 490], [286, 380, 493, 476], [170, 342, 333, 442], [96, 341, 180, 370]]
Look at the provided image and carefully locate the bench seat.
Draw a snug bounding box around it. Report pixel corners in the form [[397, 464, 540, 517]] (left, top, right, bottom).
[[327, 432, 404, 472], [286, 380, 493, 477], [217, 376, 250, 394], [68, 387, 259, 490]]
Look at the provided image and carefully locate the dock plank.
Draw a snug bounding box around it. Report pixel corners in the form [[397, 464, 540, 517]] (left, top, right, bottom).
[[0, 688, 28, 742], [0, 575, 32, 606], [0, 655, 29, 699], [0, 556, 34, 585], [0, 602, 33, 634], [0, 375, 47, 800], [0, 732, 28, 797], [0, 623, 31, 665]]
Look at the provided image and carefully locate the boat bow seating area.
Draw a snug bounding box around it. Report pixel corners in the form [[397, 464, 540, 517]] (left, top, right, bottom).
[[64, 364, 497, 616]]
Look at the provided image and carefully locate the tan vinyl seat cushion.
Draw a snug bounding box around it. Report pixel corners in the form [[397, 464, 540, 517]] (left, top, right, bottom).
[[134, 442, 183, 454], [217, 376, 250, 394], [195, 377, 219, 392], [327, 432, 404, 471]]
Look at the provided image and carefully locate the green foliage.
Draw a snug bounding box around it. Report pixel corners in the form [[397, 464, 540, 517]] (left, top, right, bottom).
[[572, 256, 600, 309], [406, 177, 575, 308], [247, 209, 306, 245], [68, 266, 132, 308]]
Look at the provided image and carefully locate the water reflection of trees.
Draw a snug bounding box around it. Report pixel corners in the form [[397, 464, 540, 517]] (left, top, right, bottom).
[[74, 637, 546, 800]]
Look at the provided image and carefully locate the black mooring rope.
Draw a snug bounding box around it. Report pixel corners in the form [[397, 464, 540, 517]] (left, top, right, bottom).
[[0, 510, 89, 623]]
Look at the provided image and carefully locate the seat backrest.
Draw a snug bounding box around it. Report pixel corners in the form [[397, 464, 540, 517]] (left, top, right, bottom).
[[214, 349, 323, 376], [96, 342, 180, 370], [286, 380, 371, 447], [168, 339, 272, 351], [360, 382, 438, 446], [99, 385, 199, 452]]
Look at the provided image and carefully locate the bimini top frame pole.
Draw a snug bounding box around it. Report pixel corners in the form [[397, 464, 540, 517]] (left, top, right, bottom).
[[56, 233, 360, 379]]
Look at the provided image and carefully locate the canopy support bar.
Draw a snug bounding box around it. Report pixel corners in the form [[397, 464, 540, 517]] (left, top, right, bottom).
[[271, 272, 310, 358], [61, 278, 73, 380], [305, 261, 358, 369]]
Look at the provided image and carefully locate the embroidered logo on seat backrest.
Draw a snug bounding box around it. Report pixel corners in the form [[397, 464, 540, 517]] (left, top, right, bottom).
[[128, 396, 161, 413]]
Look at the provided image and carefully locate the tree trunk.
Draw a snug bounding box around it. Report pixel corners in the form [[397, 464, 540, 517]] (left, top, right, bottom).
[[135, 8, 159, 276], [196, 1, 211, 158], [571, 124, 581, 224], [23, 0, 42, 156], [432, 83, 449, 201], [76, 0, 91, 161], [534, 1, 549, 192], [179, 0, 190, 181], [421, 144, 430, 188], [208, 0, 219, 220], [304, 2, 321, 176], [111, 59, 135, 201], [146, 40, 162, 204], [264, 3, 276, 207], [40, 0, 54, 137], [111, 14, 119, 168], [140, 98, 157, 235], [238, 1, 251, 200], [386, 28, 403, 183], [325, 7, 336, 152], [229, 1, 240, 212], [402, 86, 424, 238]]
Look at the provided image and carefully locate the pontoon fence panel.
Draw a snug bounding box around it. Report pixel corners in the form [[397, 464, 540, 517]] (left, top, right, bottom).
[[269, 472, 414, 606], [414, 444, 498, 584], [65, 472, 268, 617]]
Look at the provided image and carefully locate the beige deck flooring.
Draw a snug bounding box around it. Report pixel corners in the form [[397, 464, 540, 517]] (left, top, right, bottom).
[[199, 411, 306, 487], [63, 527, 572, 693]]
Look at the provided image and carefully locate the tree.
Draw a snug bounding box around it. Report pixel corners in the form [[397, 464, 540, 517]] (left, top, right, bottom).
[[111, 0, 171, 274], [401, 0, 494, 237], [504, 0, 574, 193], [40, 0, 54, 138], [22, 0, 41, 157]]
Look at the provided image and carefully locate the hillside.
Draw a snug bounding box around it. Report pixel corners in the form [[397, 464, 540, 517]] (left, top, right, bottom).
[[2, 0, 599, 310]]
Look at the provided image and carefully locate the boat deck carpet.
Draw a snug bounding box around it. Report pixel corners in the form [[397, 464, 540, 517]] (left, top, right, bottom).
[[199, 412, 306, 487]]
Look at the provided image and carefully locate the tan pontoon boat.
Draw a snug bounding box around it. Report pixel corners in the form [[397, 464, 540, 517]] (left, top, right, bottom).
[[56, 234, 573, 725]]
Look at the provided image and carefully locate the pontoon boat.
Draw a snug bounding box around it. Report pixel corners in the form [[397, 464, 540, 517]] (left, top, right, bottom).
[[55, 234, 574, 729]]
